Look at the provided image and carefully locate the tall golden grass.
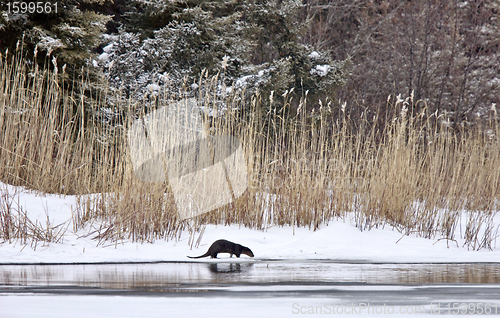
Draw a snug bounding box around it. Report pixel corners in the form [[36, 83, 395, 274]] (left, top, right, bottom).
[[0, 47, 123, 195], [1, 50, 499, 249]]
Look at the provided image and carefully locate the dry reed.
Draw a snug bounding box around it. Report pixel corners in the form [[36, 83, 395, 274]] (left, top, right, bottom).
[[1, 50, 498, 250]]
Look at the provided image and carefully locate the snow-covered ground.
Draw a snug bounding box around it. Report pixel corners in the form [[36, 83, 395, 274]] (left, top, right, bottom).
[[1, 182, 500, 318], [9, 295, 498, 318], [0, 182, 499, 264]]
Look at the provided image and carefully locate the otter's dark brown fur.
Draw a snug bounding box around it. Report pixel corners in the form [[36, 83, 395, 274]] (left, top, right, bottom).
[[188, 239, 254, 259]]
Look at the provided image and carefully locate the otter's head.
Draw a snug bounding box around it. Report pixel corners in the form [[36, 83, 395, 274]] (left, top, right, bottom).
[[242, 247, 254, 257]]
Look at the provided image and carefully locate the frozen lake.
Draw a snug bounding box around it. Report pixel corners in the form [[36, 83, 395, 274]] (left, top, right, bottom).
[[1, 261, 500, 317]]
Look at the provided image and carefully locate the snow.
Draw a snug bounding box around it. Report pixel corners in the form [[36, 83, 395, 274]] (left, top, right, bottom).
[[1, 182, 499, 318], [158, 73, 169, 82], [98, 52, 110, 63], [37, 33, 66, 53], [59, 24, 85, 37], [0, 296, 458, 318], [310, 64, 331, 77], [308, 51, 320, 59], [103, 43, 114, 53], [235, 75, 255, 88], [0, 182, 499, 264], [146, 83, 160, 92]]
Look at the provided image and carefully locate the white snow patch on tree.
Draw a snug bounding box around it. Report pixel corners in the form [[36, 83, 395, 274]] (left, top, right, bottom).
[[235, 75, 256, 88], [98, 52, 110, 62], [147, 83, 161, 91], [308, 51, 320, 59], [58, 23, 86, 37], [35, 27, 66, 53], [103, 43, 114, 53], [310, 64, 331, 77]]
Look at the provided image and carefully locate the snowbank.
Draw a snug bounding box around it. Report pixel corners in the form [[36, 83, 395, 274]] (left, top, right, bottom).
[[0, 183, 498, 264]]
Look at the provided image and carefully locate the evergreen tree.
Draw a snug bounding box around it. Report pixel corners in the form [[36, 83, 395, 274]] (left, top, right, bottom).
[[96, 0, 350, 117], [1, 0, 112, 71], [1, 0, 351, 125]]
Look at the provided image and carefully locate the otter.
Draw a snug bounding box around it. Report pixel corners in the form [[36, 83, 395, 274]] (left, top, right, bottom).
[[188, 239, 254, 259]]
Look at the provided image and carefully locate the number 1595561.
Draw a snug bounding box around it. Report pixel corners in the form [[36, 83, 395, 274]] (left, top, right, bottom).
[[6, 2, 58, 14]]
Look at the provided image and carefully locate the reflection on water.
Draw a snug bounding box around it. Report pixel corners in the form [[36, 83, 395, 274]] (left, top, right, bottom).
[[0, 262, 499, 290], [209, 263, 252, 274]]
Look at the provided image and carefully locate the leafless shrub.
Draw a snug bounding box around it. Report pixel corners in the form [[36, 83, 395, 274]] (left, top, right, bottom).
[[300, 0, 500, 127]]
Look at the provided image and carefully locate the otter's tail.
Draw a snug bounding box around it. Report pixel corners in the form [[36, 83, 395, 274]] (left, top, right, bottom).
[[187, 252, 210, 259]]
